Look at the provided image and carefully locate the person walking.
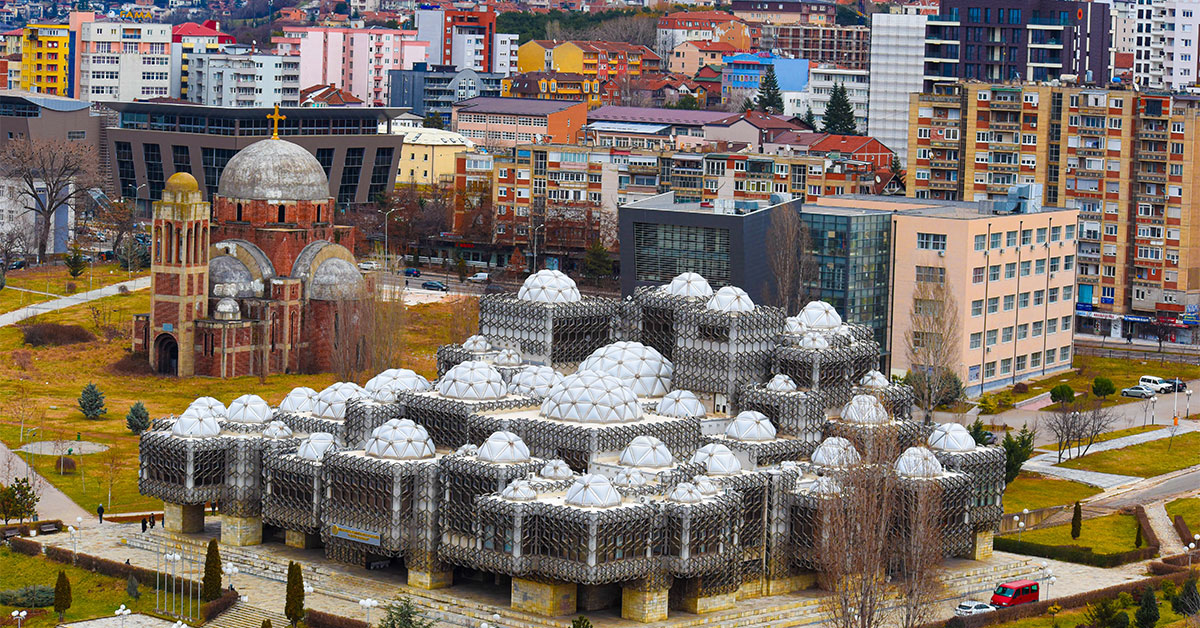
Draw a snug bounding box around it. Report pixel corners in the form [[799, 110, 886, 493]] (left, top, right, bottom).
[[140, 517, 147, 533], [96, 503, 105, 524], [148, 514, 155, 529]]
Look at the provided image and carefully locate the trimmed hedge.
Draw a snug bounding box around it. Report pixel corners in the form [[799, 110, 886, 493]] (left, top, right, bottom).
[[305, 608, 369, 628], [9, 536, 43, 556], [202, 589, 239, 622], [993, 536, 1157, 567], [43, 544, 199, 594], [1174, 515, 1193, 546], [1134, 506, 1161, 548]]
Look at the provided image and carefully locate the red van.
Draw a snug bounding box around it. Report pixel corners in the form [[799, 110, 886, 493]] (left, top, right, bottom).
[[990, 579, 1040, 607]]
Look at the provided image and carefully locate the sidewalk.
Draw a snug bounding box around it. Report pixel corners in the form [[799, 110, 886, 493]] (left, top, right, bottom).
[[0, 276, 150, 327], [0, 441, 93, 524], [1022, 421, 1199, 488]]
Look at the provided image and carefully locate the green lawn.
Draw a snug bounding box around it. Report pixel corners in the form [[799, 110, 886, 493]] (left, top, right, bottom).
[[0, 546, 180, 628], [1002, 473, 1101, 514], [1058, 432, 1200, 478], [1165, 497, 1200, 536], [996, 354, 1200, 408], [990, 589, 1185, 628], [1, 263, 147, 315], [1042, 425, 1166, 452], [1006, 513, 1141, 554]]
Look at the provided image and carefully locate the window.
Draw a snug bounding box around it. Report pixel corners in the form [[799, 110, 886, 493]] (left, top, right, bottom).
[[1017, 323, 1028, 340], [1063, 285, 1073, 301], [1051, 226, 1062, 242], [970, 332, 982, 349], [1049, 287, 1060, 303], [1034, 290, 1045, 306], [1102, 286, 1115, 299], [1019, 292, 1030, 308], [916, 266, 946, 283], [1035, 259, 1046, 275], [985, 361, 996, 378], [1001, 358, 1012, 375], [1021, 229, 1032, 245], [1005, 262, 1017, 279], [1050, 257, 1060, 273], [972, 266, 985, 284], [989, 265, 1001, 281], [974, 234, 986, 251], [1032, 321, 1043, 337], [986, 329, 998, 346], [1063, 316, 1072, 331], [1047, 319, 1058, 334], [971, 299, 984, 316], [1020, 260, 1031, 277], [1002, 326, 1013, 343], [1006, 231, 1018, 247], [1064, 255, 1074, 270], [1060, 346, 1071, 362], [1004, 294, 1015, 311], [1031, 351, 1041, 368], [1045, 349, 1055, 365], [1036, 227, 1048, 243], [988, 297, 999, 314], [917, 233, 947, 250], [1016, 355, 1027, 371], [990, 232, 1002, 249]]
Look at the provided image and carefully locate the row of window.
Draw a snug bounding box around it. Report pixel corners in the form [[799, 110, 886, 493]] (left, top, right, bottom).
[[974, 346, 1071, 381], [973, 225, 1076, 251], [971, 255, 1076, 283], [970, 286, 1075, 316], [971, 316, 1073, 349]]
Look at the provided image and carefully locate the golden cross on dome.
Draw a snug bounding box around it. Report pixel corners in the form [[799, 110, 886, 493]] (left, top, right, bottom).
[[267, 104, 286, 139]]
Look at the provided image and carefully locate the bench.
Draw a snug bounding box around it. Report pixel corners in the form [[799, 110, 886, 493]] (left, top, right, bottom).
[[1, 527, 20, 540], [38, 522, 61, 534]]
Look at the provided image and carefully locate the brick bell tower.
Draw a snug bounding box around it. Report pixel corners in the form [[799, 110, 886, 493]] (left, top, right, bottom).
[[147, 172, 210, 377]]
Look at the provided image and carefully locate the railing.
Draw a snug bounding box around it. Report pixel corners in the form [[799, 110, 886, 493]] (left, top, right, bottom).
[[1073, 344, 1200, 365]]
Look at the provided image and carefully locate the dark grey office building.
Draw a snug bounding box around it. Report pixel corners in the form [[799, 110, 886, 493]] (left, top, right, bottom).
[[103, 102, 409, 210], [388, 63, 503, 127], [619, 193, 794, 305]]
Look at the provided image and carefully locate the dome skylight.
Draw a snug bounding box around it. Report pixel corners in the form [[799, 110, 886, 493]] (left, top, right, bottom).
[[928, 423, 977, 452], [725, 411, 777, 442], [564, 474, 622, 508], [518, 270, 581, 304], [437, 361, 508, 400], [655, 389, 706, 418], [618, 435, 673, 468], [578, 341, 673, 397], [706, 286, 755, 313], [540, 372, 642, 424]]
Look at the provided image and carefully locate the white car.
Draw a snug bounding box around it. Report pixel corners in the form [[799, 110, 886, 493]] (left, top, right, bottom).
[[468, 272, 490, 283], [1138, 376, 1174, 394], [358, 260, 381, 271], [954, 601, 995, 617]]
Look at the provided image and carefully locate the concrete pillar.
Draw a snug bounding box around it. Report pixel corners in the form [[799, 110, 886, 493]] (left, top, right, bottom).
[[284, 530, 320, 549], [408, 569, 454, 590], [680, 591, 735, 614], [621, 586, 669, 623], [511, 578, 576, 617], [737, 572, 816, 600], [221, 515, 262, 546], [163, 503, 204, 534], [971, 529, 994, 560]]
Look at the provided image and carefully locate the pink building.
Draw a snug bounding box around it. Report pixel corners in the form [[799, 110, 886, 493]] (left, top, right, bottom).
[[272, 27, 428, 106]]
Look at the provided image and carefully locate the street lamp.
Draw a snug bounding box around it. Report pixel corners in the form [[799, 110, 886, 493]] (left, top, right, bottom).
[[303, 584, 314, 595], [67, 525, 79, 564], [1017, 520, 1026, 541], [1188, 390, 1193, 419], [11, 610, 27, 628], [222, 564, 239, 591], [380, 206, 399, 274], [115, 604, 131, 628], [531, 223, 546, 272], [1150, 396, 1157, 425], [1189, 542, 1196, 569], [359, 598, 379, 625]]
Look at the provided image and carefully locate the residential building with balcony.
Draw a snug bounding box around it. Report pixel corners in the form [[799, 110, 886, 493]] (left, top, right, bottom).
[[1129, 0, 1200, 90], [173, 21, 236, 100], [668, 40, 740, 76], [731, 0, 836, 25], [501, 72, 607, 108], [388, 63, 503, 127], [516, 40, 661, 80], [271, 26, 429, 106], [79, 22, 180, 102], [415, 9, 518, 76], [20, 23, 76, 96], [656, 10, 759, 52], [784, 63, 869, 131], [187, 50, 301, 108], [762, 23, 871, 70], [451, 97, 587, 147]]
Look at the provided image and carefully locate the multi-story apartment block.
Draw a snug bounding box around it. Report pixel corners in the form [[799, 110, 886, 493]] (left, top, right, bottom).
[[887, 196, 1079, 394], [451, 97, 587, 148], [731, 0, 836, 25], [784, 64, 870, 131], [187, 51, 301, 107], [79, 22, 181, 102], [1129, 0, 1200, 90], [388, 63, 503, 126], [502, 72, 608, 108], [271, 27, 428, 106], [173, 21, 236, 100], [516, 40, 662, 80], [20, 23, 75, 96], [668, 40, 740, 76], [868, 13, 926, 165], [415, 9, 518, 76], [655, 10, 759, 51], [721, 53, 808, 104], [764, 24, 871, 70], [923, 0, 1111, 87], [907, 82, 1200, 340]]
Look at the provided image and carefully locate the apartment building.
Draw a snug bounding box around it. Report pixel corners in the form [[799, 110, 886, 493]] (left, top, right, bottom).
[[888, 197, 1079, 395], [764, 24, 871, 70], [516, 40, 662, 80], [20, 23, 75, 96], [730, 0, 836, 25], [656, 10, 759, 51], [668, 41, 740, 75], [721, 53, 809, 105], [907, 82, 1200, 340], [785, 64, 870, 131], [1129, 0, 1200, 90], [79, 22, 180, 102], [867, 13, 926, 165], [173, 21, 237, 100], [415, 9, 518, 76], [388, 63, 503, 126], [271, 27, 428, 106], [451, 97, 587, 148], [923, 0, 1111, 88], [502, 72, 608, 108], [187, 51, 300, 107]]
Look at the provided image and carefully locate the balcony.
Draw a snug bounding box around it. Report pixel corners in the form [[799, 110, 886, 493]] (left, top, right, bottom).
[[930, 159, 958, 169], [920, 94, 961, 104], [1079, 126, 1105, 136], [1078, 105, 1107, 115], [1138, 130, 1168, 140], [990, 141, 1019, 151], [990, 122, 1020, 131], [1136, 192, 1167, 204], [987, 184, 1015, 194], [1078, 148, 1104, 157], [932, 119, 960, 127], [990, 101, 1021, 111], [1075, 168, 1104, 178], [1137, 172, 1167, 184], [990, 163, 1019, 173], [1139, 151, 1168, 161], [928, 180, 958, 190], [931, 139, 959, 149]]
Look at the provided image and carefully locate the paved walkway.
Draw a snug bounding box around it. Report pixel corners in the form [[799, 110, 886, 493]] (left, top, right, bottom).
[[0, 440, 93, 524], [1144, 502, 1185, 555], [0, 276, 150, 327], [1021, 421, 1199, 488]]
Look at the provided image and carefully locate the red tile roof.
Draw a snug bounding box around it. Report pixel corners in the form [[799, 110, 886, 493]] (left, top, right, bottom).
[[692, 41, 740, 53], [173, 21, 235, 43], [660, 10, 742, 23], [710, 110, 801, 131], [300, 84, 364, 106], [809, 134, 875, 154]]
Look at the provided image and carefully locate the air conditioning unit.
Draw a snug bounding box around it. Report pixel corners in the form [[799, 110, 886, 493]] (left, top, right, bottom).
[[938, 250, 946, 257]]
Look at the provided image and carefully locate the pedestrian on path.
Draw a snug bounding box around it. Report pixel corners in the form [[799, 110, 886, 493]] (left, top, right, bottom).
[[96, 503, 104, 523], [149, 514, 155, 529], [141, 518, 147, 533]]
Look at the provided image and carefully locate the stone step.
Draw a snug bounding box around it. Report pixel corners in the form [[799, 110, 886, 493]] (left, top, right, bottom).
[[207, 603, 290, 628]]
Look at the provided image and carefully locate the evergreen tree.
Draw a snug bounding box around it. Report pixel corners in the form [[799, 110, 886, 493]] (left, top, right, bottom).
[[571, 617, 594, 628], [202, 539, 222, 602], [422, 112, 444, 130], [1136, 586, 1159, 628], [0, 484, 19, 524], [1071, 501, 1083, 540], [1135, 521, 1143, 548], [754, 65, 784, 114], [379, 598, 434, 628], [1002, 424, 1037, 483], [801, 106, 818, 130], [64, 243, 87, 279], [78, 383, 106, 420], [285, 561, 304, 627], [455, 257, 468, 282], [1093, 377, 1116, 399], [54, 570, 71, 621], [10, 477, 38, 522], [1173, 578, 1200, 616], [582, 241, 612, 281], [740, 97, 754, 113], [821, 83, 859, 135], [967, 417, 990, 446], [126, 573, 140, 601], [126, 401, 151, 434]]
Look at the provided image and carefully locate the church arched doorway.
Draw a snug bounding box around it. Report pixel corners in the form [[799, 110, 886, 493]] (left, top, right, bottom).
[[154, 334, 179, 376]]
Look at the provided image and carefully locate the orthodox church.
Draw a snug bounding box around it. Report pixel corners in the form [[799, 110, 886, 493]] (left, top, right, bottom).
[[132, 134, 363, 377]]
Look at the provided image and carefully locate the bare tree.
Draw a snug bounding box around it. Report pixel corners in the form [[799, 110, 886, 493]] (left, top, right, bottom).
[[894, 482, 947, 628], [1072, 399, 1118, 458], [1045, 406, 1083, 463], [458, 182, 494, 245], [0, 139, 99, 261], [906, 269, 962, 422], [92, 198, 139, 254], [98, 445, 125, 510], [0, 227, 30, 272], [767, 207, 817, 314], [328, 282, 410, 381], [447, 296, 479, 346]]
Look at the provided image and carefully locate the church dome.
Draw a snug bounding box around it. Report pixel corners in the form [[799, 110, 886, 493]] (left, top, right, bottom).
[[217, 138, 330, 201], [165, 171, 199, 194], [214, 298, 240, 320]]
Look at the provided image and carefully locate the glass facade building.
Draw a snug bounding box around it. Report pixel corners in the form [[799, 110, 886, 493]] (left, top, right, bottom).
[[801, 207, 893, 350]]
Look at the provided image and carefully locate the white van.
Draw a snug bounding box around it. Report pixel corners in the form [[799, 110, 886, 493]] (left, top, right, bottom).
[[1138, 376, 1173, 393]]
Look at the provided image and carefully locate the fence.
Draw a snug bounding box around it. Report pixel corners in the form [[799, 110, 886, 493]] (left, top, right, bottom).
[[1074, 345, 1200, 366]]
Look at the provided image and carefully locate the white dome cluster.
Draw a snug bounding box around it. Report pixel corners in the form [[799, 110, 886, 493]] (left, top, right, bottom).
[[540, 372, 642, 424], [540, 459, 573, 480], [477, 431, 531, 464], [564, 474, 622, 508], [859, 370, 891, 390], [928, 423, 977, 452], [725, 411, 777, 442], [765, 374, 797, 392], [262, 421, 294, 439], [895, 447, 945, 478], [655, 389, 706, 418], [784, 316, 806, 335], [691, 443, 742, 475], [518, 270, 581, 304], [692, 476, 719, 496], [364, 419, 434, 460], [618, 435, 673, 468], [797, 301, 842, 330], [278, 387, 319, 414], [462, 335, 492, 353], [183, 397, 226, 420], [365, 369, 432, 404], [841, 395, 889, 425], [663, 272, 713, 299], [172, 414, 221, 438], [297, 432, 337, 461], [314, 382, 366, 419], [706, 286, 755, 313], [578, 341, 673, 397], [437, 361, 508, 400], [509, 366, 564, 397], [811, 436, 861, 468], [501, 480, 537, 501], [227, 394, 273, 424]]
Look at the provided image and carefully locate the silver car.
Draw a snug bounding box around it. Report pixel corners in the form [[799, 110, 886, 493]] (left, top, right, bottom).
[[955, 601, 995, 617], [1121, 384, 1156, 398]]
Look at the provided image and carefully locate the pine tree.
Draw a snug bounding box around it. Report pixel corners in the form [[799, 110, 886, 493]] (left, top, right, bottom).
[[64, 243, 87, 279], [755, 65, 784, 114], [1173, 578, 1200, 616], [740, 97, 754, 113], [1135, 521, 1143, 548], [379, 598, 434, 628], [571, 617, 594, 628], [582, 241, 612, 281], [126, 573, 140, 600], [1135, 586, 1159, 628], [422, 112, 444, 130], [821, 83, 859, 135], [801, 106, 818, 130], [78, 383, 106, 420], [1071, 501, 1083, 540], [54, 570, 71, 621], [201, 539, 222, 602], [126, 401, 151, 434], [10, 477, 38, 522], [262, 620, 272, 628], [285, 561, 304, 627]]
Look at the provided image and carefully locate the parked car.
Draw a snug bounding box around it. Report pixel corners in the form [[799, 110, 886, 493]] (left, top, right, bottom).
[[403, 268, 421, 277], [8, 259, 25, 270], [1121, 384, 1157, 398], [1139, 376, 1175, 393], [981, 431, 998, 446], [990, 580, 1040, 608], [1164, 377, 1187, 392], [955, 601, 995, 617], [468, 272, 490, 283], [357, 260, 381, 271], [421, 280, 448, 292]]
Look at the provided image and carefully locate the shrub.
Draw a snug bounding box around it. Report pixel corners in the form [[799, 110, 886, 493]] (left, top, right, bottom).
[[0, 585, 55, 607], [1135, 586, 1159, 628], [126, 402, 151, 435], [1013, 382, 1029, 394], [21, 323, 95, 347], [1051, 384, 1075, 408], [55, 457, 76, 474], [1161, 580, 1178, 601], [305, 609, 369, 628], [65, 282, 77, 295], [201, 589, 238, 622], [945, 618, 966, 628], [379, 598, 435, 628], [117, 285, 130, 295], [1071, 502, 1083, 540], [9, 537, 42, 556], [1093, 377, 1116, 399], [202, 539, 222, 602], [1084, 599, 1121, 628], [1116, 592, 1134, 609], [126, 573, 140, 601], [1172, 577, 1200, 615], [992, 536, 1156, 568], [1111, 611, 1129, 628], [53, 570, 71, 621], [285, 561, 304, 626]]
